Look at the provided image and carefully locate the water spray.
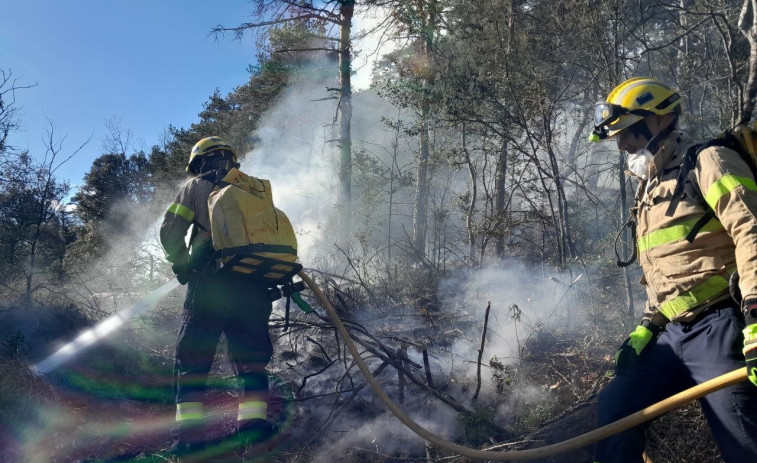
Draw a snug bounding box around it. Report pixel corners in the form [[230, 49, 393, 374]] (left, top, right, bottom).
[[32, 279, 181, 375]]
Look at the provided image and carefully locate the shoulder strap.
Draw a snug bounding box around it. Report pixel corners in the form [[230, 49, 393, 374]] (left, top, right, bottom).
[[665, 143, 701, 217], [684, 209, 717, 243], [190, 169, 231, 232]]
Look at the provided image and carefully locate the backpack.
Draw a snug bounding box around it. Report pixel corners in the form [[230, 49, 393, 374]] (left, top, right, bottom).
[[665, 120, 757, 243], [206, 167, 303, 285]]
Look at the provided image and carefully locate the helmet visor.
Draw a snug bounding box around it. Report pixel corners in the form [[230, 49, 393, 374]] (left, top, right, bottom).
[[594, 102, 627, 128]]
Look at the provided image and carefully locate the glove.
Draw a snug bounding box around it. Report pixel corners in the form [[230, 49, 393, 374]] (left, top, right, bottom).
[[172, 261, 189, 285], [615, 323, 661, 376], [292, 292, 313, 313], [742, 299, 757, 386], [745, 324, 757, 387]]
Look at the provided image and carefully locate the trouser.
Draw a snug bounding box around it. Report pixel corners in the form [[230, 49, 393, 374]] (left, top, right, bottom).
[[172, 269, 273, 447], [595, 302, 757, 463]]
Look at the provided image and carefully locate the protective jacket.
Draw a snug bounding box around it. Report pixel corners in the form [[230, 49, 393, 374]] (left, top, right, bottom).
[[160, 174, 218, 267], [634, 131, 757, 326]]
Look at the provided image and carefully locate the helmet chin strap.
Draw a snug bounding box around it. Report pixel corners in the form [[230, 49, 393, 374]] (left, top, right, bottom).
[[641, 114, 679, 155]]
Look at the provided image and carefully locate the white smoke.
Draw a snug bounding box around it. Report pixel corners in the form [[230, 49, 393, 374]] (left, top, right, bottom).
[[238, 72, 338, 263], [238, 57, 409, 267], [436, 261, 586, 400], [230, 43, 600, 456]]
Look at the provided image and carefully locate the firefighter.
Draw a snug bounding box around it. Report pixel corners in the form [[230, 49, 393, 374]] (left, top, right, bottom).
[[590, 77, 757, 462], [160, 136, 276, 460]]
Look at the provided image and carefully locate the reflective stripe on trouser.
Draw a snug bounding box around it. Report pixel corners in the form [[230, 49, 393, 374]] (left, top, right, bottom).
[[176, 401, 204, 421], [238, 400, 267, 421], [595, 304, 757, 463]]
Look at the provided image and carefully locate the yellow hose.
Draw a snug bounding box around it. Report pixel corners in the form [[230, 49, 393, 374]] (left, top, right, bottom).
[[299, 270, 748, 461]]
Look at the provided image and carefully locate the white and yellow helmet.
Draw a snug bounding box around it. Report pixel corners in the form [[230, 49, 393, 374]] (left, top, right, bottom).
[[590, 77, 682, 141]]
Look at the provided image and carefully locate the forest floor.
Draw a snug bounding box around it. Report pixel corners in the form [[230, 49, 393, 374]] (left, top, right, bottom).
[[0, 323, 725, 463]]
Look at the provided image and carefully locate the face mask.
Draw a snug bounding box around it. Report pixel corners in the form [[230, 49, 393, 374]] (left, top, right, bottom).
[[626, 149, 654, 180]]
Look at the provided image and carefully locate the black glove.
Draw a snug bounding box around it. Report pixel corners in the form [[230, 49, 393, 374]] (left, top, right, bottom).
[[172, 261, 189, 285], [615, 322, 661, 376]]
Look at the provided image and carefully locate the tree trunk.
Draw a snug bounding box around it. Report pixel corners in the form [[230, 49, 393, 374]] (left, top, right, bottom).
[[412, 1, 436, 262], [337, 0, 355, 241], [618, 152, 635, 321], [738, 0, 757, 123], [495, 138, 508, 259], [413, 104, 431, 261], [543, 116, 575, 265], [462, 128, 477, 265]]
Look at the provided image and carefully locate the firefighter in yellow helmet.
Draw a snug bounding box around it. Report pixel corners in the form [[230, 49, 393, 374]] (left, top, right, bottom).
[[160, 137, 277, 460], [590, 77, 757, 462]]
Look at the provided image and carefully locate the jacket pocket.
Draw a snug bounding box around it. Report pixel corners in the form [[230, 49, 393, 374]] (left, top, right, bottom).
[[656, 250, 723, 279]]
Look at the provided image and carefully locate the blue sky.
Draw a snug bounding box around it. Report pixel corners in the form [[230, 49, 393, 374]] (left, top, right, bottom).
[[1, 1, 261, 186]]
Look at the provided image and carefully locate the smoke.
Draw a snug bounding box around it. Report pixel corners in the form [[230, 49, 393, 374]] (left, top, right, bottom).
[[229, 42, 601, 457], [237, 69, 338, 262], [436, 261, 587, 402], [238, 55, 406, 267], [309, 404, 459, 462], [11, 21, 602, 459]]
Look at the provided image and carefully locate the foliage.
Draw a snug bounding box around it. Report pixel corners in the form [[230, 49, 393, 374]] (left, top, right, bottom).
[[73, 152, 153, 225], [456, 404, 500, 446], [0, 150, 73, 306]]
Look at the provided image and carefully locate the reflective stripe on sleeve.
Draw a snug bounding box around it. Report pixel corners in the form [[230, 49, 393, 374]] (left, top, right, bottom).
[[167, 203, 195, 222], [637, 217, 723, 252], [658, 274, 730, 320], [704, 174, 757, 210], [176, 401, 204, 421], [237, 400, 267, 421]]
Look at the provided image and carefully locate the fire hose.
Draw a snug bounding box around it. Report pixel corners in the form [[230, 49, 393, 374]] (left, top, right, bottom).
[[298, 270, 748, 461]]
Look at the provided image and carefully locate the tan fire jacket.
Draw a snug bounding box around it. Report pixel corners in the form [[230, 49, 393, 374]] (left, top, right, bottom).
[[160, 175, 216, 265], [634, 131, 757, 326]]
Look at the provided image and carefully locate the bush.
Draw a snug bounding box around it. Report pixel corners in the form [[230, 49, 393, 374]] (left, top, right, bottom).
[[0, 358, 57, 460]]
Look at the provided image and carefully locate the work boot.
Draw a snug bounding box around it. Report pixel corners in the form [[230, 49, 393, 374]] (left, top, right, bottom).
[[238, 419, 279, 462], [170, 441, 206, 463], [198, 428, 246, 462]]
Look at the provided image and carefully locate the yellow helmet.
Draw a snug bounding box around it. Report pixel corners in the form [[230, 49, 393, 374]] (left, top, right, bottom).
[[187, 136, 238, 174], [590, 77, 681, 141]]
